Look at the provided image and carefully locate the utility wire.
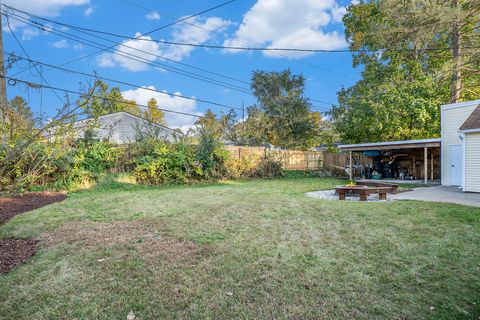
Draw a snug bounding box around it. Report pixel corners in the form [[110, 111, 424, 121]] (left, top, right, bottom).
[[4, 12, 252, 94], [11, 12, 478, 54], [4, 4, 249, 86], [114, 0, 353, 81], [4, 14, 66, 107], [5, 52, 245, 112], [4, 75, 207, 119], [3, 0, 236, 77], [7, 53, 333, 113], [8, 15, 333, 112], [4, 3, 339, 105]]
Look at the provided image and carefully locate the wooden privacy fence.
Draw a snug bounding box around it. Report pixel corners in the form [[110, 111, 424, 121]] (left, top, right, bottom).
[[225, 146, 323, 170]]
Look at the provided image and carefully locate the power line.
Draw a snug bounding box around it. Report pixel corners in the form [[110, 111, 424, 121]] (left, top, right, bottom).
[[3, 4, 249, 86], [5, 52, 245, 112], [3, 0, 237, 78], [10, 3, 476, 54], [310, 98, 337, 106], [4, 11, 252, 95], [3, 4, 343, 105], [4, 75, 208, 119], [7, 53, 334, 114], [115, 0, 356, 81], [4, 14, 66, 107], [108, 0, 355, 80]]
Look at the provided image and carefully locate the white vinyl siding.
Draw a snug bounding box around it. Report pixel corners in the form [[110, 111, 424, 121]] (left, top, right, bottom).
[[441, 103, 478, 185], [464, 132, 480, 192]]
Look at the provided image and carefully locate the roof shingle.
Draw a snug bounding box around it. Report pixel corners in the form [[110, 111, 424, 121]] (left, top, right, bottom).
[[460, 105, 480, 131]]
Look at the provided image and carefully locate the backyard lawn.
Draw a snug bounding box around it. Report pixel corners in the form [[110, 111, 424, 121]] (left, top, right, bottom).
[[1, 176, 479, 319]]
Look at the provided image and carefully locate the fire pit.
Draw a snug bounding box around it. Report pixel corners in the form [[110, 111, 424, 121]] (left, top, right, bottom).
[[335, 185, 392, 201]]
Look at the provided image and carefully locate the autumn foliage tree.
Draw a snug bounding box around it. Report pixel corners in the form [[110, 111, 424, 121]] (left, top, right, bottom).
[[144, 98, 167, 126], [330, 0, 479, 143]]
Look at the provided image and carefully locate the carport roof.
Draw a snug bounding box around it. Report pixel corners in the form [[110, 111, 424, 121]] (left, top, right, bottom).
[[338, 138, 441, 151]]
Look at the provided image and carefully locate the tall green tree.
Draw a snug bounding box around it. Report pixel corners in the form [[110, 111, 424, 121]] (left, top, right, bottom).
[[344, 0, 480, 103], [232, 106, 270, 146], [251, 69, 320, 149], [330, 0, 479, 143], [331, 60, 446, 143], [79, 80, 142, 117]]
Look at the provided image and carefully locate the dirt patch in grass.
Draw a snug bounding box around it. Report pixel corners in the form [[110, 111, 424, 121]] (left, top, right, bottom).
[[41, 220, 200, 263], [0, 238, 38, 274], [0, 192, 67, 225]]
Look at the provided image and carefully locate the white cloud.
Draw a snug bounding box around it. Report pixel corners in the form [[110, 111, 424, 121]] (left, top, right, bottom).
[[331, 4, 347, 23], [84, 6, 94, 17], [3, 0, 89, 17], [161, 16, 231, 61], [3, 0, 89, 36], [97, 32, 162, 71], [51, 39, 69, 48], [224, 0, 348, 59], [121, 86, 200, 131], [97, 54, 116, 67], [97, 16, 231, 71], [145, 11, 161, 20], [21, 28, 39, 40]]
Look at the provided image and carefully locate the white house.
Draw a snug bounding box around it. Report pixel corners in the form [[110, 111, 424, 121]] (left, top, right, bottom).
[[441, 99, 480, 192], [60, 111, 180, 144]]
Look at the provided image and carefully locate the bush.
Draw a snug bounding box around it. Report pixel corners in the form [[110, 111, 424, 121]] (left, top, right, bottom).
[[196, 133, 229, 179], [133, 141, 203, 185], [254, 153, 284, 178]]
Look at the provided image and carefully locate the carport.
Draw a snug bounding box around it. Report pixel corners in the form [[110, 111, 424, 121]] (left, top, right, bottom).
[[338, 138, 441, 184]]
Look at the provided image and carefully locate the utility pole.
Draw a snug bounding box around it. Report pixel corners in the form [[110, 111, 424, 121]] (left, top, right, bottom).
[[242, 100, 245, 146], [0, 0, 8, 133]]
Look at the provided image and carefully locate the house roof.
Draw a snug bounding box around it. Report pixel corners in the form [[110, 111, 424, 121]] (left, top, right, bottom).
[[459, 105, 480, 131], [75, 111, 183, 135], [338, 138, 441, 151]]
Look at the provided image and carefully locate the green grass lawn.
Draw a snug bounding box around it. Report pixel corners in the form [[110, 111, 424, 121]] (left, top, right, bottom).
[[1, 177, 479, 319]]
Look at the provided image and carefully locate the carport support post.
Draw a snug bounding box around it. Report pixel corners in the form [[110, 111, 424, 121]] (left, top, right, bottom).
[[424, 147, 428, 184], [349, 151, 353, 181]]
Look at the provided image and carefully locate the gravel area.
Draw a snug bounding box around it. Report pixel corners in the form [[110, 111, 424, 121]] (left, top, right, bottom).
[[305, 190, 392, 202]]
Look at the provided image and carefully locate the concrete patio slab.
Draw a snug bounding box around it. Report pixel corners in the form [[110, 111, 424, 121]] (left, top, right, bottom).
[[393, 186, 480, 207]]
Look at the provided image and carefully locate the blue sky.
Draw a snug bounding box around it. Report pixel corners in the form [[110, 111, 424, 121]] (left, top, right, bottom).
[[4, 0, 361, 131]]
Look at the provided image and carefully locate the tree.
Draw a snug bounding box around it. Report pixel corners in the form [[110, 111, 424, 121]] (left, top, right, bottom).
[[331, 59, 446, 143], [343, 0, 480, 103], [144, 98, 167, 126], [251, 69, 319, 149], [232, 106, 270, 146], [3, 96, 34, 141], [330, 0, 479, 143], [79, 80, 142, 117], [194, 108, 237, 141]]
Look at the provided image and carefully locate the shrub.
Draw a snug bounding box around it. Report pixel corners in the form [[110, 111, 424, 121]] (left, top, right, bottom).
[[254, 153, 284, 178], [133, 141, 203, 185], [196, 133, 229, 179]]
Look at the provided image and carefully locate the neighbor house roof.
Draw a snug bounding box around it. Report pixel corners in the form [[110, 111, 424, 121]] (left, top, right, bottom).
[[338, 138, 441, 151], [74, 111, 183, 134], [459, 105, 480, 131]]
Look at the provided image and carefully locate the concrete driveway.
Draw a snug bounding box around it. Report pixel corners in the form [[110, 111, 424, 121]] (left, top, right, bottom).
[[393, 186, 480, 207]]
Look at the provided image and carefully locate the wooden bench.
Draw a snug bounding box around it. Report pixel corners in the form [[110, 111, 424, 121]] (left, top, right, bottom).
[[356, 181, 399, 194], [335, 186, 392, 201]]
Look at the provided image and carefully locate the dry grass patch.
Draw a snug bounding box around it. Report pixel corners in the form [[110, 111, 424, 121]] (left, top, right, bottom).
[[40, 220, 200, 264]]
